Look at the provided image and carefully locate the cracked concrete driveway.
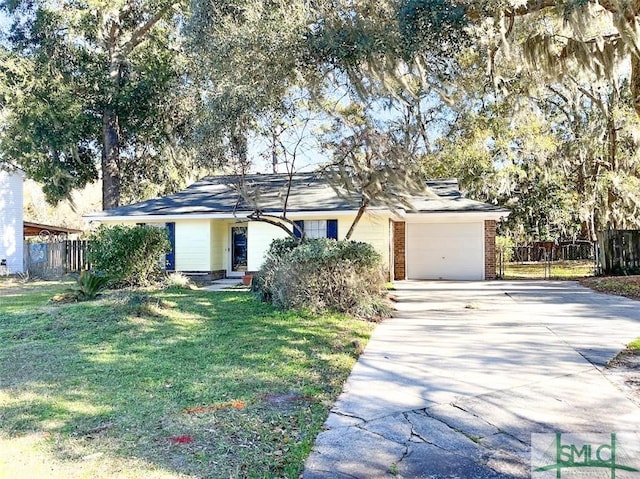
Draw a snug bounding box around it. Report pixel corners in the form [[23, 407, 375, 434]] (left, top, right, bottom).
[[303, 281, 640, 479]]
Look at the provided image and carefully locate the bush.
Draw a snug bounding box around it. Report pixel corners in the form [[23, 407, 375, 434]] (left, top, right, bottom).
[[163, 272, 194, 290], [254, 238, 390, 319], [88, 224, 171, 286], [52, 270, 109, 302]]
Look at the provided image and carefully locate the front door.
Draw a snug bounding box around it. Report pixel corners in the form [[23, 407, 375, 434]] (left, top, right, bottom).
[[231, 226, 248, 273]]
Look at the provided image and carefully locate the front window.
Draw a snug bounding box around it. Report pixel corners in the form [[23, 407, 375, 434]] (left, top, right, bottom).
[[304, 220, 327, 239]]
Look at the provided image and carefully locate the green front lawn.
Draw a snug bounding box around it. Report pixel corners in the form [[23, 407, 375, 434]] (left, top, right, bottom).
[[0, 280, 374, 478]]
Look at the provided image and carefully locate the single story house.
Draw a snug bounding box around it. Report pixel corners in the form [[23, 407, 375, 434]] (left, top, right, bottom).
[[86, 173, 509, 281]]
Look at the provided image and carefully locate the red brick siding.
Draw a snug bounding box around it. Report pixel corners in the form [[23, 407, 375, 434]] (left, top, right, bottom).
[[484, 220, 497, 280], [393, 221, 406, 280]]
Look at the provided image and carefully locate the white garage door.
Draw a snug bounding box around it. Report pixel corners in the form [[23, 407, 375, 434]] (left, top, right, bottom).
[[406, 222, 484, 280]]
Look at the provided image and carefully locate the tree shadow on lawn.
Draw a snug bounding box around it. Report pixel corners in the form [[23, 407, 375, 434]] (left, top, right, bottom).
[[0, 290, 371, 478]]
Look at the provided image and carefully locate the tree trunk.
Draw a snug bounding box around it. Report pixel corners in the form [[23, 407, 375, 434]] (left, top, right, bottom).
[[632, 53, 640, 117], [103, 25, 123, 211], [97, 3, 172, 210], [102, 107, 121, 210], [231, 131, 249, 172], [247, 213, 298, 238], [345, 199, 370, 240]]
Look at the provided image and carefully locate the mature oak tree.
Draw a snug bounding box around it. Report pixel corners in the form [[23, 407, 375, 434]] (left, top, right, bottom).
[[185, 0, 640, 241], [461, 0, 640, 116], [0, 0, 192, 208]]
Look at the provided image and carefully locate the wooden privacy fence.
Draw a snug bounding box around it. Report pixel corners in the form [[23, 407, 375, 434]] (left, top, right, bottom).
[[597, 230, 640, 275], [24, 240, 89, 278], [65, 240, 89, 272]]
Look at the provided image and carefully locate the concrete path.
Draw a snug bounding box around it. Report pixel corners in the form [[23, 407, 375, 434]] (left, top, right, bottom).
[[200, 278, 248, 292], [303, 281, 640, 478]]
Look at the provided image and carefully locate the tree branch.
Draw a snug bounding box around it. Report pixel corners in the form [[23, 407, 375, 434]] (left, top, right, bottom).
[[567, 75, 608, 117], [280, 116, 311, 217], [499, 0, 639, 23], [122, 2, 178, 56], [345, 198, 369, 240], [541, 88, 575, 125], [247, 212, 298, 238]]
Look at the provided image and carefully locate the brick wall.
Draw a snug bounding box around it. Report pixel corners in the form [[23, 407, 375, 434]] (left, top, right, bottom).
[[484, 220, 497, 280], [393, 221, 406, 280]]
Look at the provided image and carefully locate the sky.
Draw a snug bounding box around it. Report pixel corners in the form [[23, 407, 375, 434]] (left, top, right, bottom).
[[0, 11, 9, 36]]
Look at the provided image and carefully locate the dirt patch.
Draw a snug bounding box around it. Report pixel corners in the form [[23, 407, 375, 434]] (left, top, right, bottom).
[[580, 275, 640, 300], [605, 349, 640, 407], [0, 278, 70, 296], [0, 279, 29, 295]]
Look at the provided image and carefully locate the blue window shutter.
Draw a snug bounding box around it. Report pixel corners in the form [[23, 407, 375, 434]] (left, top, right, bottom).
[[165, 222, 176, 270], [293, 220, 304, 238], [327, 219, 338, 240]]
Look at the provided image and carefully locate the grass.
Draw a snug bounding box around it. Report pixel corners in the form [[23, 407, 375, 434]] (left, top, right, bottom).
[[0, 279, 374, 478], [502, 260, 595, 280]]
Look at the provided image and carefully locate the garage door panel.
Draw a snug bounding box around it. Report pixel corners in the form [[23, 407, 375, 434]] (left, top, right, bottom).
[[410, 236, 481, 250], [409, 223, 479, 239], [406, 222, 484, 280]]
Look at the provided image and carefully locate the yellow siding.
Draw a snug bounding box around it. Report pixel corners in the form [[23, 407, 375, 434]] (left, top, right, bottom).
[[100, 212, 391, 273], [175, 220, 210, 271], [247, 221, 289, 271], [335, 212, 391, 266], [283, 212, 391, 268], [210, 220, 227, 271]]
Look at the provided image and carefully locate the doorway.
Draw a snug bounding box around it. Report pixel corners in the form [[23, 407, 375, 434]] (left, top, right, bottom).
[[231, 226, 248, 273]]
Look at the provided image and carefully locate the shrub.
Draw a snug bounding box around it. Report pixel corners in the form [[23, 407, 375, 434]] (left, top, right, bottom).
[[52, 270, 109, 302], [88, 224, 170, 287], [163, 272, 194, 290], [266, 237, 299, 258], [254, 238, 390, 318]]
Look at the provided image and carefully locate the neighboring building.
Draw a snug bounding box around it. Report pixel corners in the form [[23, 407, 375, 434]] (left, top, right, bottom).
[[0, 168, 25, 274], [86, 173, 509, 281], [23, 222, 82, 239]]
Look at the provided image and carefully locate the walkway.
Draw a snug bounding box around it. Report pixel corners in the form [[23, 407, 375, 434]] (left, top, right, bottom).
[[200, 278, 248, 292], [303, 281, 640, 478]]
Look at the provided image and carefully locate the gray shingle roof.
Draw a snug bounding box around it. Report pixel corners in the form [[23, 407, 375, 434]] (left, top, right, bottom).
[[86, 173, 508, 218]]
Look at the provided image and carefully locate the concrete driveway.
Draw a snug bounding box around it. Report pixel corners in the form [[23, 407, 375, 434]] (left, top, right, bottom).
[[303, 281, 640, 478]]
